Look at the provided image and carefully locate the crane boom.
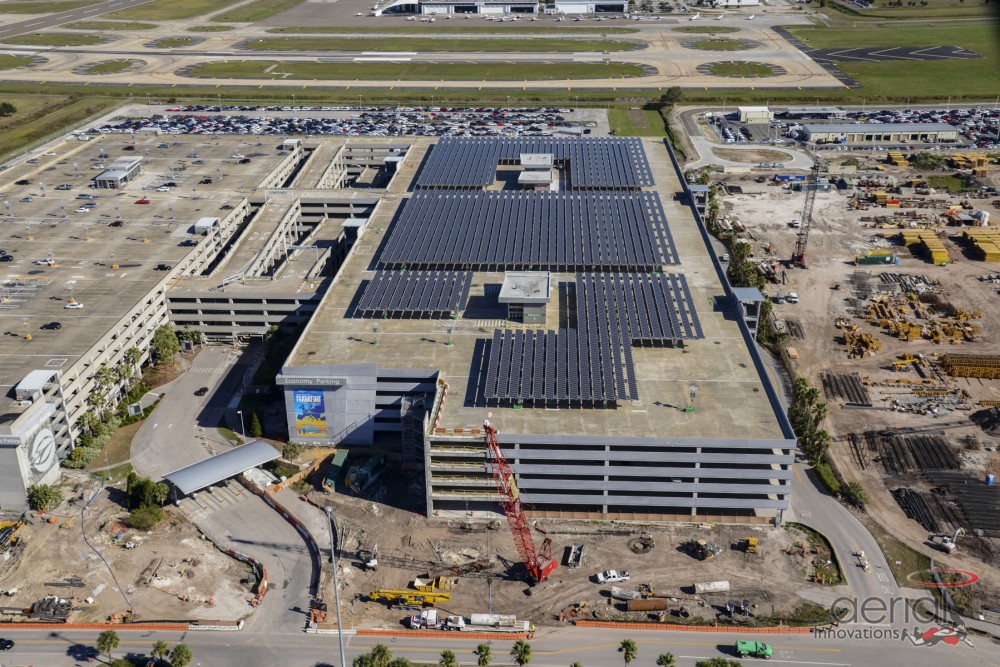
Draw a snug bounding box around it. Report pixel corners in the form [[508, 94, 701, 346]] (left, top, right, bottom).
[[791, 161, 822, 268], [484, 420, 557, 583]]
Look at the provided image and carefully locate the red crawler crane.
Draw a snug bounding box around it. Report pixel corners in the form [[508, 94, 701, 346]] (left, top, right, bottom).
[[483, 420, 558, 583]]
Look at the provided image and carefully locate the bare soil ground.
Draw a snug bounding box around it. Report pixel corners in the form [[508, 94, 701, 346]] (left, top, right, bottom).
[[307, 475, 842, 629], [0, 474, 254, 624], [714, 157, 1000, 612]]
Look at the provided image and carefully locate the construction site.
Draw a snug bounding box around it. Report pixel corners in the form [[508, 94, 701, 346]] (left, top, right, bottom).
[[709, 145, 1000, 613], [305, 482, 843, 631], [0, 475, 254, 624]]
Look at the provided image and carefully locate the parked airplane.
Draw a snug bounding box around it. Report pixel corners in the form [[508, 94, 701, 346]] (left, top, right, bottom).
[[746, 14, 755, 19], [716, 13, 724, 19], [690, 12, 700, 20]]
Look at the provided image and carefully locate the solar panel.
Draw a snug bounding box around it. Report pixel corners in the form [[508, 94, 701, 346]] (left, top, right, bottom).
[[415, 137, 655, 189], [575, 273, 704, 344], [381, 191, 676, 271], [355, 270, 472, 317]]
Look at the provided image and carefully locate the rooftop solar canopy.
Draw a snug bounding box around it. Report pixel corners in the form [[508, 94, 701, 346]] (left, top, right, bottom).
[[380, 191, 677, 271], [483, 327, 637, 404], [576, 273, 704, 344], [355, 270, 472, 317], [415, 137, 654, 189]]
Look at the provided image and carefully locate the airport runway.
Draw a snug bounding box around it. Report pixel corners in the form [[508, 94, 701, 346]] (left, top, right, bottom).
[[0, 0, 154, 40]]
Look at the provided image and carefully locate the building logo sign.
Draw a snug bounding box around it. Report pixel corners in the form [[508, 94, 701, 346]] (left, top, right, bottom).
[[27, 428, 58, 482], [293, 390, 327, 438]]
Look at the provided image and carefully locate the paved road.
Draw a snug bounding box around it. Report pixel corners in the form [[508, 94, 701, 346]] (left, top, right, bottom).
[[0, 623, 991, 667], [0, 0, 154, 40], [131, 345, 254, 480]]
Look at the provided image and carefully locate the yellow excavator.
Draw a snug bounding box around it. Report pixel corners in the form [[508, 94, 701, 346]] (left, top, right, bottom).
[[367, 589, 452, 607]]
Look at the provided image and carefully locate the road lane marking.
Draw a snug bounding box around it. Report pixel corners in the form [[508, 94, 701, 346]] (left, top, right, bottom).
[[793, 464, 803, 484]]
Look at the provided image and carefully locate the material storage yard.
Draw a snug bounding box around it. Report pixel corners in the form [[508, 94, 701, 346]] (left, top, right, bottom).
[[710, 144, 1000, 604]]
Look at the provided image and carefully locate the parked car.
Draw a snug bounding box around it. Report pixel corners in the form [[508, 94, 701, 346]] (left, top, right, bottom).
[[195, 387, 209, 396], [35, 258, 55, 266], [180, 239, 198, 246], [135, 198, 150, 204], [19, 196, 32, 203], [15, 179, 30, 185], [155, 264, 172, 271], [109, 220, 124, 227], [55, 183, 72, 190], [595, 570, 630, 584], [40, 322, 62, 330], [0, 638, 14, 650], [734, 640, 772, 659], [0, 254, 13, 262], [64, 301, 84, 309]]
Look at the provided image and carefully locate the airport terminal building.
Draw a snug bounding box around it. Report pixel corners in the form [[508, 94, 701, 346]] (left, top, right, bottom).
[[278, 136, 796, 524], [376, 0, 628, 15]]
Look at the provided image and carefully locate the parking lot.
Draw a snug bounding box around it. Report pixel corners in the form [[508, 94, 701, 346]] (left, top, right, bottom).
[[95, 105, 594, 138]]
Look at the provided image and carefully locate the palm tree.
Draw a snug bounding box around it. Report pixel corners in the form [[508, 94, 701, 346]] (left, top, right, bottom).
[[388, 659, 412, 667], [511, 640, 532, 667], [474, 643, 492, 667], [619, 639, 638, 667], [78, 410, 100, 435], [440, 650, 458, 667], [570, 663, 584, 667], [656, 654, 676, 667], [116, 362, 133, 393], [150, 640, 170, 663], [124, 346, 143, 380], [96, 629, 119, 664], [371, 643, 393, 667]]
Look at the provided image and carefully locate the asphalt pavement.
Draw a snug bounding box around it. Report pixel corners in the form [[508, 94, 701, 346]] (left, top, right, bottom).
[[0, 622, 992, 667], [0, 0, 154, 40], [131, 345, 254, 481]]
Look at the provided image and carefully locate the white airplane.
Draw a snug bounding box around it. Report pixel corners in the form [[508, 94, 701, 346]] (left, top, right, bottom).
[[716, 13, 724, 19], [746, 14, 755, 19], [690, 12, 700, 20]]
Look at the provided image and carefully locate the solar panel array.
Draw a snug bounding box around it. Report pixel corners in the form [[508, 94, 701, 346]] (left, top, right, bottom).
[[576, 273, 704, 343], [483, 327, 636, 404], [416, 137, 654, 189], [356, 270, 472, 317], [381, 191, 676, 271]]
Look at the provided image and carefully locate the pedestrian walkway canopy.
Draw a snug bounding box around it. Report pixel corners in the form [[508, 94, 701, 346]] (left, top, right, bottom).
[[164, 439, 280, 496]]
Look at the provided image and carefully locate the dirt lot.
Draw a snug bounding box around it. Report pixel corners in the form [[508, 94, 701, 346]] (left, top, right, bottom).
[[309, 478, 841, 629], [713, 152, 1000, 612], [0, 473, 254, 624]]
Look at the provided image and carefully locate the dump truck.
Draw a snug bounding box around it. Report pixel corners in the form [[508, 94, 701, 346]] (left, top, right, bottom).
[[735, 640, 773, 659]]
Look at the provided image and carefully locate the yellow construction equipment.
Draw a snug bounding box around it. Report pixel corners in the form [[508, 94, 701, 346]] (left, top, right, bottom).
[[367, 589, 452, 606], [742, 537, 759, 554], [0, 521, 24, 549], [412, 576, 458, 593]]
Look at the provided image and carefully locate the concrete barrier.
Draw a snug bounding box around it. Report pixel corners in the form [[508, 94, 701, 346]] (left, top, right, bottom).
[[574, 620, 812, 634]]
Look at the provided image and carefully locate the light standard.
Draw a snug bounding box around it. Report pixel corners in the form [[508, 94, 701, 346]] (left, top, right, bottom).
[[236, 410, 245, 441], [685, 385, 698, 413], [325, 507, 348, 667]]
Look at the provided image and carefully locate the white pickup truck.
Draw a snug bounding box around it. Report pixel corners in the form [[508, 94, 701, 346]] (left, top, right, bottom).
[[596, 570, 630, 584]]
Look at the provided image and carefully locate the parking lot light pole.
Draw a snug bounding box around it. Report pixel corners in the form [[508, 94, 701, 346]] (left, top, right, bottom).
[[237, 410, 245, 442], [326, 507, 348, 667]]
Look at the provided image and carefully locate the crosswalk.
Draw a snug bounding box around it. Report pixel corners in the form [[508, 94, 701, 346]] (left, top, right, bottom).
[[187, 365, 229, 374]]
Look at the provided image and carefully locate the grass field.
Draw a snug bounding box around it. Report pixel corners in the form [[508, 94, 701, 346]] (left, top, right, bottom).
[[0, 55, 32, 70], [64, 20, 157, 30], [242, 37, 637, 52], [824, 0, 997, 19], [0, 32, 106, 46], [787, 23, 1000, 99], [0, 95, 117, 161], [0, 0, 100, 13], [153, 37, 197, 47], [84, 59, 137, 74], [187, 25, 233, 31], [213, 0, 307, 22], [608, 108, 668, 137], [672, 25, 740, 33], [189, 60, 645, 81], [105, 0, 243, 21], [266, 25, 638, 34], [692, 38, 747, 51], [708, 61, 774, 77]]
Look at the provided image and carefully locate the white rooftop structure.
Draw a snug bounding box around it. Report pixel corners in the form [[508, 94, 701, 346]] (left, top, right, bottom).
[[164, 439, 280, 496], [498, 271, 552, 305], [15, 370, 59, 401]]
